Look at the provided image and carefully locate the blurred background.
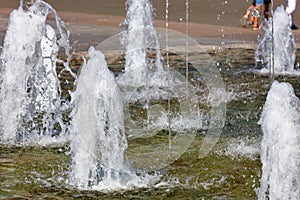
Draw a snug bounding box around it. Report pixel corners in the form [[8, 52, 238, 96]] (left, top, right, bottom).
[[1, 0, 299, 27]]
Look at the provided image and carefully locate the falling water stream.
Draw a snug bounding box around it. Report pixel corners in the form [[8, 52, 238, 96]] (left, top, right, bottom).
[[185, 0, 189, 82]]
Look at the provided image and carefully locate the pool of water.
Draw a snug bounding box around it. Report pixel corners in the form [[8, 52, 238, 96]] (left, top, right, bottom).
[[1, 47, 300, 199], [0, 135, 261, 199]]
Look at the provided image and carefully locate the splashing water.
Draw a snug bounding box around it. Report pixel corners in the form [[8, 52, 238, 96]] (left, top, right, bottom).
[[255, 6, 296, 74], [258, 81, 300, 199], [69, 46, 157, 190], [119, 0, 165, 87], [0, 0, 72, 143]]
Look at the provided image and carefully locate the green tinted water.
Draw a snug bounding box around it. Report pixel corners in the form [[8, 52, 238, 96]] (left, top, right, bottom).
[[1, 48, 300, 199], [0, 135, 261, 199]]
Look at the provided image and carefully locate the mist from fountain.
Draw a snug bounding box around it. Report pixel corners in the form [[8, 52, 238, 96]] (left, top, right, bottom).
[[0, 0, 72, 143], [258, 81, 300, 199], [255, 6, 296, 74]]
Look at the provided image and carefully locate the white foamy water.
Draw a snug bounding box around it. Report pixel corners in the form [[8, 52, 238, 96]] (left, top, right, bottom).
[[222, 136, 260, 161], [69, 46, 158, 190], [256, 6, 297, 75], [0, 1, 72, 143], [0, 7, 46, 142], [258, 81, 300, 199]]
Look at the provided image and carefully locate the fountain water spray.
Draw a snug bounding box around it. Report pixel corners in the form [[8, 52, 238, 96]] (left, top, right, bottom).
[[258, 81, 300, 199], [255, 6, 296, 74], [0, 0, 73, 143], [256, 5, 300, 199], [119, 0, 165, 87], [69, 46, 156, 190], [94, 0, 225, 172]]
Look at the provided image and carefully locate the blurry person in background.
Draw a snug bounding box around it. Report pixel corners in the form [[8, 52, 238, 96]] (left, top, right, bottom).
[[242, 0, 262, 30]]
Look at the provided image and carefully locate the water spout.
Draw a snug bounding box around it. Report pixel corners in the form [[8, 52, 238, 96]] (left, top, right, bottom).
[[258, 81, 300, 199], [69, 46, 156, 190], [20, 0, 23, 8], [255, 6, 296, 74], [0, 0, 72, 143], [118, 0, 165, 87]]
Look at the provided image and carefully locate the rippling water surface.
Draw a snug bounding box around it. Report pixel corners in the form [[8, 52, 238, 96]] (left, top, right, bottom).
[[1, 48, 300, 199]]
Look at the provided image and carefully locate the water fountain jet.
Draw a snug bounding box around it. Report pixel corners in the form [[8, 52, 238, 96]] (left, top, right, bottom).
[[255, 6, 296, 74], [0, 0, 73, 143], [118, 0, 165, 88], [257, 6, 300, 199], [69, 46, 157, 190], [258, 81, 300, 199]]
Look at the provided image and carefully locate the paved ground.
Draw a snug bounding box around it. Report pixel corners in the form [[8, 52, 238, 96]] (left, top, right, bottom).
[[1, 0, 300, 26], [0, 1, 300, 52]]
